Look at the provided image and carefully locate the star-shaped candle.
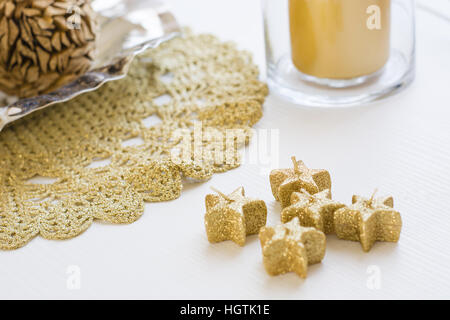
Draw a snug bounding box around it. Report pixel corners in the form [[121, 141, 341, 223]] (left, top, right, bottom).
[[281, 189, 346, 234], [259, 217, 326, 278], [270, 157, 331, 208], [205, 187, 267, 246], [334, 191, 402, 252]]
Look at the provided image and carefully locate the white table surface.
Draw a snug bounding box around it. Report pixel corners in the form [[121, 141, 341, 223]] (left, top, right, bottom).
[[1, 0, 450, 300]]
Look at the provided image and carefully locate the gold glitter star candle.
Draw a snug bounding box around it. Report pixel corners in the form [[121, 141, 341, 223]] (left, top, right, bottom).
[[205, 187, 267, 246], [270, 157, 331, 208], [281, 189, 346, 234], [334, 191, 402, 252], [259, 218, 326, 278]]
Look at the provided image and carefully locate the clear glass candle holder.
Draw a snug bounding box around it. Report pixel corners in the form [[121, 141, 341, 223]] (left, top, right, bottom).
[[262, 0, 416, 107]]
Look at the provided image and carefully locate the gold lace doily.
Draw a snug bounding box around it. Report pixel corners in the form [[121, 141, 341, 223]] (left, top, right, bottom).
[[0, 33, 268, 250]]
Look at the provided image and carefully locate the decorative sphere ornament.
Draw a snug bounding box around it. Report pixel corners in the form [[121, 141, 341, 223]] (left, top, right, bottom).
[[0, 0, 97, 98]]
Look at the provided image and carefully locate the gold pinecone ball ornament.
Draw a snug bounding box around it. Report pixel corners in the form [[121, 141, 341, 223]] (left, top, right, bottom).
[[0, 0, 97, 98]]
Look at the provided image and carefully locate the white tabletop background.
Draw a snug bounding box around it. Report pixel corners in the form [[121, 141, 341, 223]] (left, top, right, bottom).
[[1, 0, 450, 300]]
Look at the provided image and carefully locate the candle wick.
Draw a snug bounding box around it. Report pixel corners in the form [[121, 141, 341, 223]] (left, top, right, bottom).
[[211, 187, 234, 202], [291, 156, 299, 173], [369, 189, 379, 207]]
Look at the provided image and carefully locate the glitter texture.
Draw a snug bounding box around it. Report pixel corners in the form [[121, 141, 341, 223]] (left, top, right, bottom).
[[204, 187, 267, 246], [259, 217, 326, 278], [270, 157, 331, 208], [334, 193, 402, 252], [0, 32, 268, 250], [281, 189, 346, 234]]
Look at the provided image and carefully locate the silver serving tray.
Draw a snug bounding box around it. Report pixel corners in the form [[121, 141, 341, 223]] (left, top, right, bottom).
[[0, 0, 181, 132]]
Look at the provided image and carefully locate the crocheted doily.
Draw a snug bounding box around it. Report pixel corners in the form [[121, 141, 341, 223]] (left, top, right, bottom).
[[0, 33, 268, 250]]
